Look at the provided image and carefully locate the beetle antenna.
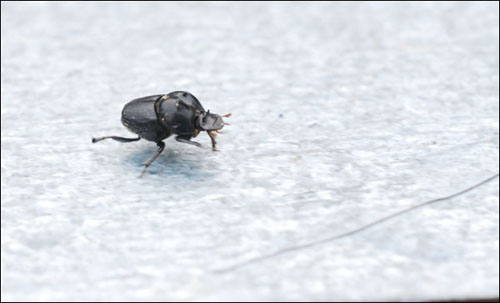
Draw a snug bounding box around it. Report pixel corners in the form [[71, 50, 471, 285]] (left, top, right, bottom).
[[222, 113, 232, 118]]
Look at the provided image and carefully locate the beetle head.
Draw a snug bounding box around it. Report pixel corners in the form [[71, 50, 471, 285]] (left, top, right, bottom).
[[197, 110, 225, 131]]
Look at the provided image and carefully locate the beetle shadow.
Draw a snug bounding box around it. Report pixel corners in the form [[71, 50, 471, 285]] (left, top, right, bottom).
[[124, 146, 214, 181]]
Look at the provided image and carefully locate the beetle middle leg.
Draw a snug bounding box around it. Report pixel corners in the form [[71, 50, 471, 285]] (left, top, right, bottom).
[[92, 136, 141, 143], [175, 135, 202, 148], [139, 141, 165, 177]]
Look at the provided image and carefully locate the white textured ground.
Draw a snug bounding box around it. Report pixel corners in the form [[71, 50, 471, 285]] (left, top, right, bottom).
[[1, 2, 499, 301]]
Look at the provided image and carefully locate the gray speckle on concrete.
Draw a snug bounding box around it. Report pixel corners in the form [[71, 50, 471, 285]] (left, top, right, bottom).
[[1, 2, 499, 301]]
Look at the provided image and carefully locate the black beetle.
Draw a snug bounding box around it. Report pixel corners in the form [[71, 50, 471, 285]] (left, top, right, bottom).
[[92, 91, 231, 176]]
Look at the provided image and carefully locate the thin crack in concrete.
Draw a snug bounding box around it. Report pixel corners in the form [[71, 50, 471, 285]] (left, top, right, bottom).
[[215, 173, 500, 273]]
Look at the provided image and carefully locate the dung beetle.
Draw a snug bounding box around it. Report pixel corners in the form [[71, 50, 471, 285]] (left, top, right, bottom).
[[92, 91, 231, 176]]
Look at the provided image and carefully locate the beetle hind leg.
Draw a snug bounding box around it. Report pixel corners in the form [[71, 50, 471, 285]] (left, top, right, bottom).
[[139, 141, 165, 177], [92, 136, 141, 143]]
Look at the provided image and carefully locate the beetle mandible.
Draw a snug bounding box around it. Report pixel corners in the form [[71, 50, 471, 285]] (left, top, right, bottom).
[[92, 91, 231, 176]]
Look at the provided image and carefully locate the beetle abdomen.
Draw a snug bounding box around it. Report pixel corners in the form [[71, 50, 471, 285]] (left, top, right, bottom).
[[121, 95, 170, 142]]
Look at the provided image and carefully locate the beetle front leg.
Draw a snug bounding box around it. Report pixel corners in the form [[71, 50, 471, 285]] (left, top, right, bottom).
[[207, 131, 218, 151], [92, 136, 141, 143], [175, 135, 202, 148], [139, 141, 165, 177]]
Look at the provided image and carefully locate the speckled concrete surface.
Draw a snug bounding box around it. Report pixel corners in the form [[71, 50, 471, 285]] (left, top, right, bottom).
[[1, 2, 499, 301]]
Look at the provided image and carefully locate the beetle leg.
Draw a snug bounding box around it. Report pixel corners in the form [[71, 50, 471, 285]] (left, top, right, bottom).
[[92, 136, 141, 143], [139, 141, 165, 177], [175, 136, 202, 148], [207, 131, 219, 151]]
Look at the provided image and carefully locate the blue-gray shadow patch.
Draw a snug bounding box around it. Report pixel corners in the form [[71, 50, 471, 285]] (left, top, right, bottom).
[[124, 145, 215, 181]]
